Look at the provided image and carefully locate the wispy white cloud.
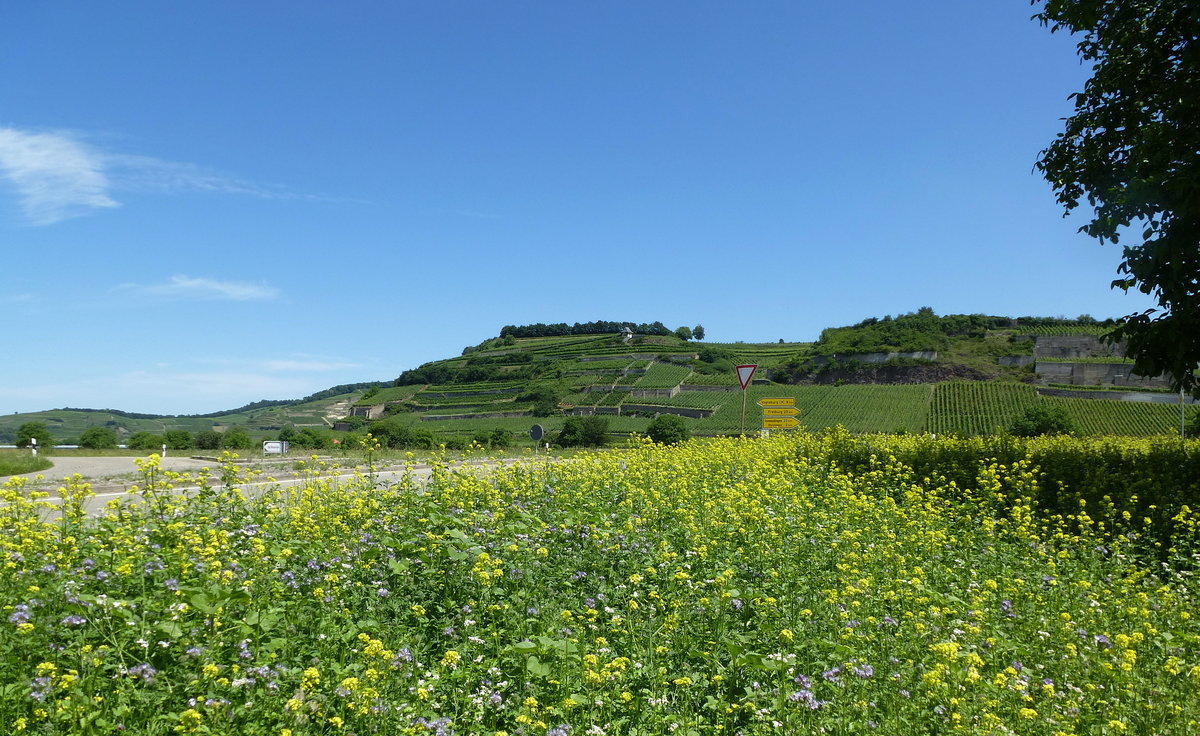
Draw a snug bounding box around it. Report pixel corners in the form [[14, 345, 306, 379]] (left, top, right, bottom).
[[0, 127, 118, 225], [121, 275, 281, 301], [105, 153, 302, 200], [0, 126, 309, 225]]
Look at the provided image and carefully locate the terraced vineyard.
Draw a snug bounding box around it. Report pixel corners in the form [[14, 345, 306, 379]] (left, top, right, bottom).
[[633, 363, 693, 389], [1046, 395, 1187, 436], [7, 317, 1193, 449], [925, 382, 1040, 435], [803, 384, 932, 434]]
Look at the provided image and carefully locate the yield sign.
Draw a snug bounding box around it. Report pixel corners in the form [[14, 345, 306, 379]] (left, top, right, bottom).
[[735, 364, 758, 390]]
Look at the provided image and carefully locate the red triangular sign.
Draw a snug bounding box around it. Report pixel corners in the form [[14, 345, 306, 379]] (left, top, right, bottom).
[[736, 364, 758, 390]]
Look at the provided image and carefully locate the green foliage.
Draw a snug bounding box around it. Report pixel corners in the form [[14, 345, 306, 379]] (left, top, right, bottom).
[[499, 320, 672, 339], [926, 382, 1041, 436], [674, 325, 693, 341], [194, 430, 221, 450], [518, 383, 562, 417], [1010, 404, 1080, 437], [472, 427, 512, 450], [555, 416, 609, 448], [442, 435, 471, 451], [693, 324, 705, 341], [808, 428, 1199, 554], [290, 427, 332, 449], [555, 417, 584, 447], [127, 432, 165, 451], [0, 451, 51, 476], [220, 426, 254, 450], [15, 421, 53, 449], [1186, 409, 1200, 439], [646, 413, 690, 444], [1033, 0, 1200, 397], [370, 417, 437, 449], [2, 437, 1198, 734], [164, 430, 193, 450], [489, 427, 511, 449], [78, 426, 118, 450]]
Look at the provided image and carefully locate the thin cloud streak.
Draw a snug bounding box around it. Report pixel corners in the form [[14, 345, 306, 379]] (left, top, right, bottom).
[[105, 153, 305, 201], [121, 275, 281, 301], [0, 126, 314, 225], [0, 127, 118, 225]]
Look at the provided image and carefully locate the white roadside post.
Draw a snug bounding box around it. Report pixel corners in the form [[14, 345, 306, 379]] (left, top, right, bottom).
[[31, 437, 37, 457]]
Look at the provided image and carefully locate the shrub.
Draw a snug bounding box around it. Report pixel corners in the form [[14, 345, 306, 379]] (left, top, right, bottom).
[[194, 430, 221, 450], [473, 428, 512, 450], [78, 426, 118, 450], [165, 430, 193, 450], [581, 416, 609, 447], [556, 417, 585, 448], [127, 432, 165, 451], [15, 421, 53, 449], [291, 428, 331, 449], [1009, 404, 1079, 437], [443, 435, 471, 451], [646, 414, 690, 445], [220, 427, 255, 450]]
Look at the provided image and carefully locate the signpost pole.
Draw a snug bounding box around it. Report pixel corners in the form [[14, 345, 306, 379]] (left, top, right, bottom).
[[735, 365, 758, 436]]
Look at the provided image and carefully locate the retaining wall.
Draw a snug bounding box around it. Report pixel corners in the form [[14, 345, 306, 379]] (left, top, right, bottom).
[[1037, 387, 1194, 404], [1035, 361, 1174, 389]]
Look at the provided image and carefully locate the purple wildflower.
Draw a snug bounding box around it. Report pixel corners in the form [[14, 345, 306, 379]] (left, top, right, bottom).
[[852, 663, 874, 679], [30, 676, 53, 701], [788, 689, 824, 709]]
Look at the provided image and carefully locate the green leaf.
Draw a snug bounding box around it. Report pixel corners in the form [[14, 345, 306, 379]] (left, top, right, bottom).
[[526, 655, 551, 677], [189, 593, 213, 614], [157, 621, 183, 638]]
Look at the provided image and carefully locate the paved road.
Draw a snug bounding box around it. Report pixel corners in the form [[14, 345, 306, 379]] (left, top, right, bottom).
[[6, 455, 223, 483], [4, 454, 524, 517]]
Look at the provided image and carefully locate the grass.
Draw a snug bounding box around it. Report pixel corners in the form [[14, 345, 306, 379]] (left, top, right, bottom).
[[0, 450, 52, 477]]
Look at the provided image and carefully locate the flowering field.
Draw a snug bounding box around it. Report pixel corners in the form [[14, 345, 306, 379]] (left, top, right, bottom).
[[2, 434, 1199, 735]]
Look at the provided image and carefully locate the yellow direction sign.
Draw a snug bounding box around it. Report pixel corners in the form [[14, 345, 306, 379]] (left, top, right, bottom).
[[762, 417, 801, 429], [757, 397, 796, 408], [762, 407, 799, 417]]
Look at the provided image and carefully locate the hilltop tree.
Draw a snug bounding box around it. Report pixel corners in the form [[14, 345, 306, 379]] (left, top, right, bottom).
[[1032, 0, 1200, 397], [674, 326, 693, 342], [693, 324, 705, 341]]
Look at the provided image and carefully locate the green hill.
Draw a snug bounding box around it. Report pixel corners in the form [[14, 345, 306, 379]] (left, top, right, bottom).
[[3, 312, 1193, 448]]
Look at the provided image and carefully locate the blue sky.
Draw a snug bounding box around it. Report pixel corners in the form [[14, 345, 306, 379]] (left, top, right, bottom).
[[0, 2, 1156, 415]]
